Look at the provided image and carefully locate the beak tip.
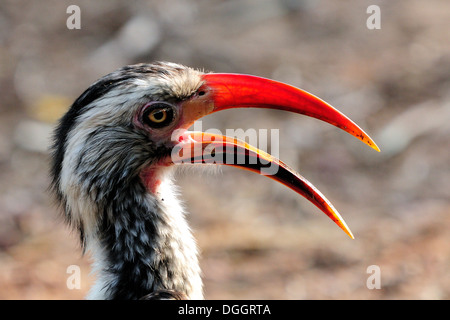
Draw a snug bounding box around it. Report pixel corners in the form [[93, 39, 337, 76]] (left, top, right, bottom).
[[341, 224, 355, 240], [372, 143, 381, 153]]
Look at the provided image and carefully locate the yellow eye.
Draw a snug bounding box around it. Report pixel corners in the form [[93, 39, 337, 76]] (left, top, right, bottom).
[[142, 103, 175, 128], [148, 109, 167, 123]]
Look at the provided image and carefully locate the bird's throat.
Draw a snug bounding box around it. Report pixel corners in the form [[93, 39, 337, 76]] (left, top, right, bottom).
[[139, 165, 171, 195], [86, 168, 203, 299]]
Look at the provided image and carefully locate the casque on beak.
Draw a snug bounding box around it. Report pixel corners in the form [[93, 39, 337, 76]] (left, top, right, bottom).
[[170, 73, 380, 239]]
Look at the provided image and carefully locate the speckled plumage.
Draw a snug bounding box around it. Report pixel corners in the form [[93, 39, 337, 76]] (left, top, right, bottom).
[[50, 62, 204, 299]]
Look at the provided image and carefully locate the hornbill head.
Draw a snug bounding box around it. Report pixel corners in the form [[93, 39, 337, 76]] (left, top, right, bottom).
[[50, 61, 379, 299]]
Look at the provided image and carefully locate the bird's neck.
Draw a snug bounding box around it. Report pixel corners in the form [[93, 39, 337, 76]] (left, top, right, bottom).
[[85, 170, 203, 299]]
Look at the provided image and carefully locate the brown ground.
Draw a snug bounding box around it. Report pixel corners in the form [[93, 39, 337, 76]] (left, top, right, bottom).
[[0, 0, 449, 299]]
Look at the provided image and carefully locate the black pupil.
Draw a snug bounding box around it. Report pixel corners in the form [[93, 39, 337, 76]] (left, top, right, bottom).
[[143, 103, 174, 128], [153, 110, 165, 120]]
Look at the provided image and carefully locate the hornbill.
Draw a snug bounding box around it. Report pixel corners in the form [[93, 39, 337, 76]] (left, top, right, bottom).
[[50, 61, 379, 300]]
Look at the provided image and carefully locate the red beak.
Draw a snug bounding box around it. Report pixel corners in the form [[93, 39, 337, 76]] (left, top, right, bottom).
[[171, 73, 379, 239], [202, 73, 379, 152]]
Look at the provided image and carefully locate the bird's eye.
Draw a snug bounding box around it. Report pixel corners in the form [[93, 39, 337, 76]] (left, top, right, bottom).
[[142, 103, 175, 128], [149, 109, 167, 123]]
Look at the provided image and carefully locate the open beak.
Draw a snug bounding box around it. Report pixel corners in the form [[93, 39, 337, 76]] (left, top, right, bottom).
[[170, 73, 380, 239]]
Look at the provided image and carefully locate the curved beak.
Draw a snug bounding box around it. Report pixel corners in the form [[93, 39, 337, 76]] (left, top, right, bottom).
[[202, 73, 379, 152], [171, 73, 380, 239]]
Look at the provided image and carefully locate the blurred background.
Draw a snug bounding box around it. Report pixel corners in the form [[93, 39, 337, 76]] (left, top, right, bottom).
[[0, 0, 449, 299]]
